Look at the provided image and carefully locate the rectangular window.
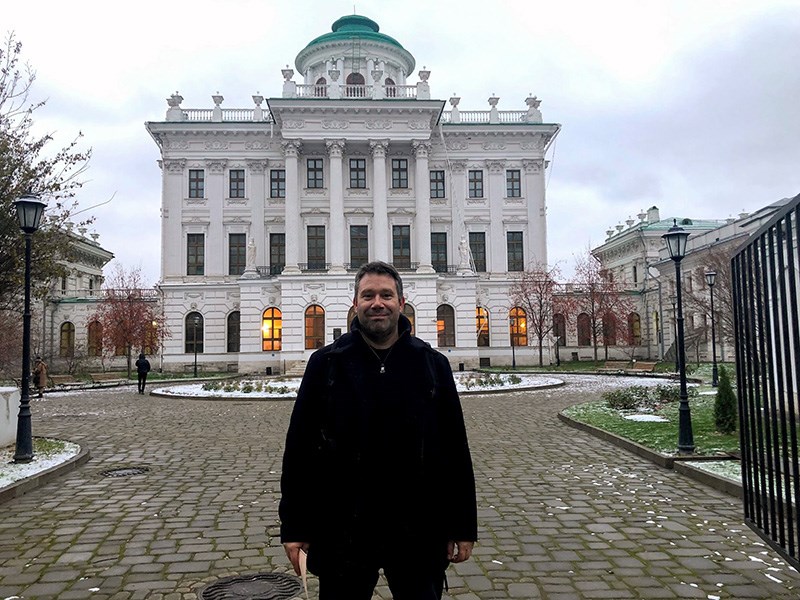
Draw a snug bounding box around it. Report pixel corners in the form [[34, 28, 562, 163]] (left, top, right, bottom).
[[469, 232, 487, 272], [468, 170, 483, 198], [507, 231, 524, 272], [350, 225, 369, 268], [307, 225, 326, 270], [431, 232, 448, 273], [430, 170, 445, 198], [229, 233, 246, 276], [392, 159, 408, 188], [187, 233, 205, 275], [189, 169, 205, 198], [229, 169, 245, 198], [270, 233, 285, 275], [506, 169, 521, 197], [392, 225, 411, 268], [307, 158, 324, 188], [270, 169, 286, 198], [349, 158, 366, 189]]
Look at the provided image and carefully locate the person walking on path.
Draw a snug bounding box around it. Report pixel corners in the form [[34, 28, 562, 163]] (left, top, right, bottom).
[[32, 356, 47, 398], [135, 353, 151, 395], [280, 261, 477, 600]]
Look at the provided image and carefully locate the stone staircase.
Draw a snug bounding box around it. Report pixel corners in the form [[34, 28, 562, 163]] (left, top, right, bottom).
[[283, 361, 308, 378]]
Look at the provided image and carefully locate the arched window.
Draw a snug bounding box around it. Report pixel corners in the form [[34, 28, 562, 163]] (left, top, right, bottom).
[[437, 305, 455, 347], [603, 313, 617, 346], [314, 76, 327, 97], [305, 305, 325, 349], [60, 322, 75, 358], [403, 303, 415, 335], [385, 77, 397, 97], [227, 311, 241, 353], [553, 313, 566, 346], [346, 72, 366, 97], [87, 321, 102, 356], [628, 312, 642, 346], [476, 306, 490, 346], [577, 313, 591, 347], [185, 312, 204, 354], [262, 308, 282, 351], [509, 307, 527, 347]]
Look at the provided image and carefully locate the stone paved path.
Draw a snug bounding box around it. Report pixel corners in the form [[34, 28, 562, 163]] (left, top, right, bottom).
[[1, 375, 799, 599]]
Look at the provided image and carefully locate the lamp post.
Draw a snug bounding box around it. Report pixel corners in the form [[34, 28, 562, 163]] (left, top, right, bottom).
[[192, 315, 200, 378], [669, 294, 679, 373], [663, 219, 694, 454], [705, 270, 719, 387], [509, 316, 516, 370], [554, 336, 561, 367], [13, 192, 46, 463]]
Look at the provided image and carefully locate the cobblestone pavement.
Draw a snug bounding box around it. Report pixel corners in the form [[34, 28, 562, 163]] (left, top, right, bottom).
[[1, 376, 799, 599]]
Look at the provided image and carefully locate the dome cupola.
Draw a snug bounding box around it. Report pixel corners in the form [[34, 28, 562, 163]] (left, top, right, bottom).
[[294, 14, 416, 89]]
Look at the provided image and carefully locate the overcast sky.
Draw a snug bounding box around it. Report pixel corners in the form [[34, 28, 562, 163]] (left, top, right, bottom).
[[5, 0, 800, 285]]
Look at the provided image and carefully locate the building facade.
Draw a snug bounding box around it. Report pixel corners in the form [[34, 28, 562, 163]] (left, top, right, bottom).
[[589, 199, 794, 363], [146, 15, 560, 373]]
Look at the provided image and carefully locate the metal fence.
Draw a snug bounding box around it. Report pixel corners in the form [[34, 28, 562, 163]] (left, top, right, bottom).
[[732, 191, 800, 569]]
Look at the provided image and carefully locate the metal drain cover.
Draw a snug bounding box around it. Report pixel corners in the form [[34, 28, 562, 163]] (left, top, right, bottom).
[[100, 466, 150, 478], [198, 573, 303, 599]]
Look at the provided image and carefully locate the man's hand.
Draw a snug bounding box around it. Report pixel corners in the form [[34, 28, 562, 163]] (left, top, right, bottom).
[[447, 540, 474, 563], [283, 542, 309, 575]]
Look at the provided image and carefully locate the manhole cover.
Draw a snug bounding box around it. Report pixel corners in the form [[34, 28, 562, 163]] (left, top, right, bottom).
[[198, 573, 303, 600], [100, 466, 150, 478]]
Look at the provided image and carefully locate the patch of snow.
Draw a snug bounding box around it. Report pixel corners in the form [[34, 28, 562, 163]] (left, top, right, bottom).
[[0, 440, 81, 488], [624, 414, 669, 422]]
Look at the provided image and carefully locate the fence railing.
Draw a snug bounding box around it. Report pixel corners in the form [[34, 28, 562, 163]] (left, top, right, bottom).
[[732, 191, 800, 570], [441, 110, 529, 124]]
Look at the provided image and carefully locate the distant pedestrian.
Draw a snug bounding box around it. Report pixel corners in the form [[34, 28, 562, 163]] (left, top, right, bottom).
[[32, 357, 47, 398], [135, 353, 151, 394]]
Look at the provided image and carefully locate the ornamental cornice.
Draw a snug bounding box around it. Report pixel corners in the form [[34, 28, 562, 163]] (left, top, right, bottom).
[[408, 120, 430, 130], [321, 119, 349, 130], [486, 160, 506, 173], [163, 159, 186, 173], [450, 160, 466, 173], [206, 159, 227, 173], [482, 141, 507, 151], [167, 141, 190, 150], [245, 141, 272, 151], [204, 140, 230, 151], [365, 120, 393, 130], [246, 160, 268, 173], [282, 119, 305, 129], [522, 159, 543, 174], [445, 141, 469, 151]]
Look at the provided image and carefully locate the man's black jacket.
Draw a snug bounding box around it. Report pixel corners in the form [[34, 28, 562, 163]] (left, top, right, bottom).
[[279, 315, 477, 562]]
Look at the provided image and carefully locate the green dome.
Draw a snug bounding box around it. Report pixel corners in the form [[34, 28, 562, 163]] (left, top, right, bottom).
[[303, 15, 406, 51]]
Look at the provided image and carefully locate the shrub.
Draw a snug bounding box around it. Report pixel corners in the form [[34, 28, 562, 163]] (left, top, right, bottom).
[[715, 366, 737, 434], [603, 389, 638, 410]]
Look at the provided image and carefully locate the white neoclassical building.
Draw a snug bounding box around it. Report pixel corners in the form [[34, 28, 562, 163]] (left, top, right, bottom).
[[145, 14, 560, 374]]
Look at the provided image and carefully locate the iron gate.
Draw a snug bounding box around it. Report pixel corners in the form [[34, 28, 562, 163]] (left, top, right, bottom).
[[732, 192, 800, 569]]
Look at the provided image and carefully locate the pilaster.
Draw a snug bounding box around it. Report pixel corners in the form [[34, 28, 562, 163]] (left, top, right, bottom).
[[413, 140, 434, 273], [523, 159, 546, 268], [282, 141, 302, 274], [370, 140, 389, 262], [326, 139, 346, 273], [487, 159, 506, 273]]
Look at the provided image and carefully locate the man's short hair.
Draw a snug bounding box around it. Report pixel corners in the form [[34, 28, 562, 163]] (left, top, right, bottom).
[[353, 261, 404, 299]]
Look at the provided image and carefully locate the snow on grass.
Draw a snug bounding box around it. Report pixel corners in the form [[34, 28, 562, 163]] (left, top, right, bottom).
[[624, 414, 669, 422], [0, 439, 81, 488]]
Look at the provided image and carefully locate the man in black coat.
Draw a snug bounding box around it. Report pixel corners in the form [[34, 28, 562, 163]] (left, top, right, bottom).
[[280, 261, 477, 600]]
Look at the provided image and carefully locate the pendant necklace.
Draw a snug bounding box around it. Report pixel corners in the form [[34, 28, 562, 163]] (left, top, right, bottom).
[[367, 344, 394, 374]]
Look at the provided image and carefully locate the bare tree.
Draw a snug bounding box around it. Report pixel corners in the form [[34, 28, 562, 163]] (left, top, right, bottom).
[[90, 265, 168, 378], [509, 265, 568, 366], [572, 250, 636, 361], [0, 32, 92, 311], [683, 247, 735, 348]]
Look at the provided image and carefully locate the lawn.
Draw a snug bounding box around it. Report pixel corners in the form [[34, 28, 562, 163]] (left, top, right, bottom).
[[562, 392, 740, 456]]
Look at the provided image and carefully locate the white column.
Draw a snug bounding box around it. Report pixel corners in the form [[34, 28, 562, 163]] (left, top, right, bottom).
[[161, 159, 185, 279], [206, 159, 226, 276], [523, 159, 546, 269], [326, 139, 346, 273], [370, 140, 389, 262], [487, 160, 506, 273], [247, 159, 268, 268], [282, 141, 302, 274], [413, 140, 434, 273]]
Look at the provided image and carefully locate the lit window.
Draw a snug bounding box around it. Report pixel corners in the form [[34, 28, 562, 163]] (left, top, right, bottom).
[[262, 308, 282, 351]]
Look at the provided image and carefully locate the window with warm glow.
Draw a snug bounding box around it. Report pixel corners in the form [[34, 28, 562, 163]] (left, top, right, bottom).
[[305, 305, 325, 349], [437, 305, 455, 347], [509, 307, 528, 346], [476, 307, 490, 346], [262, 308, 282, 351]]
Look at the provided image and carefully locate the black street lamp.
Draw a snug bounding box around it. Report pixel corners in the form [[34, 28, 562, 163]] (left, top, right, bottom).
[[509, 316, 516, 370], [192, 315, 201, 378], [13, 192, 46, 463], [663, 219, 694, 454], [705, 270, 719, 387], [670, 294, 679, 373], [554, 336, 561, 367]]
